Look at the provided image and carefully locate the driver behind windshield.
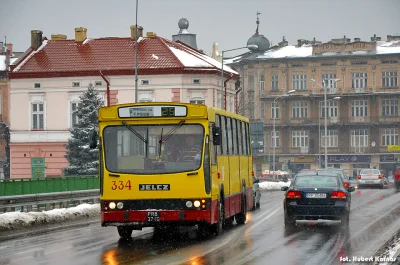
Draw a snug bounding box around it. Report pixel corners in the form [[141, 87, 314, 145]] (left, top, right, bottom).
[[177, 135, 202, 162]]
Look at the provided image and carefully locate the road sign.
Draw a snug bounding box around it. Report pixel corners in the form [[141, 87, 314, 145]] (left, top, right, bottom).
[[388, 145, 400, 151], [31, 158, 45, 179]]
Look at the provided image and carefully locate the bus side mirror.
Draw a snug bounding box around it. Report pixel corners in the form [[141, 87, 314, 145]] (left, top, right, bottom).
[[89, 129, 98, 149], [212, 125, 221, 146]]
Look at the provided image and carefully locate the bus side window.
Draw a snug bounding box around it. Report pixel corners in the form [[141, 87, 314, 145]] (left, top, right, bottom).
[[238, 121, 243, 155], [227, 117, 233, 155], [244, 123, 250, 156], [221, 116, 228, 155], [216, 115, 222, 156], [210, 123, 217, 165], [232, 119, 238, 155]]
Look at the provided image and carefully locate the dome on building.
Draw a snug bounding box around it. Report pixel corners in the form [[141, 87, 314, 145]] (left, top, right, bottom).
[[247, 12, 270, 52]]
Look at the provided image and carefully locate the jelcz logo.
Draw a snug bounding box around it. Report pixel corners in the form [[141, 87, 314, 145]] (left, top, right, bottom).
[[139, 184, 170, 191]]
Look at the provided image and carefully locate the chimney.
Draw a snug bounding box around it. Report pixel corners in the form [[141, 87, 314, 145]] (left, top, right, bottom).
[[279, 36, 288, 47], [74, 27, 87, 42], [146, 32, 157, 38], [297, 39, 302, 47], [354, 38, 361, 42], [7, 44, 13, 56], [130, 25, 143, 40], [31, 30, 43, 50], [51, 34, 67, 40]]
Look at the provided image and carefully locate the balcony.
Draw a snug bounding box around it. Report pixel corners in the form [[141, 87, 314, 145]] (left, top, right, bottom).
[[379, 116, 400, 125], [349, 146, 368, 154], [348, 116, 371, 123]]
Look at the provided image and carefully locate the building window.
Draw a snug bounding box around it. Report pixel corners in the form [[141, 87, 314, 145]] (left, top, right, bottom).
[[260, 102, 265, 118], [94, 81, 103, 86], [292, 74, 307, 90], [350, 129, 368, 147], [292, 101, 308, 118], [351, 100, 368, 117], [70, 102, 81, 127], [271, 102, 279, 119], [351, 72, 368, 89], [260, 75, 265, 91], [248, 75, 255, 91], [321, 129, 338, 147], [321, 100, 338, 118], [272, 130, 280, 148], [31, 102, 44, 130], [382, 99, 398, 116], [217, 92, 222, 109], [382, 71, 398, 88], [193, 78, 201, 84], [34, 83, 41, 88], [249, 102, 254, 119], [381, 128, 399, 146], [141, 80, 150, 85], [321, 73, 338, 89], [72, 82, 80, 87], [271, 75, 279, 91], [292, 130, 308, 147]]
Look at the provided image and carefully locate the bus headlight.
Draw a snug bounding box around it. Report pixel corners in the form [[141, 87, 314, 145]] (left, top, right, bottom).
[[193, 200, 201, 208], [117, 202, 124, 209], [186, 201, 193, 208], [109, 202, 116, 210]]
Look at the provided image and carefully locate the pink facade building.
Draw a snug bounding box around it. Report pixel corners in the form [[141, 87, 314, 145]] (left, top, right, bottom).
[[8, 24, 239, 178]]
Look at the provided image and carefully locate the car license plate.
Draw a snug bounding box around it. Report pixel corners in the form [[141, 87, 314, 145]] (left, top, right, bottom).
[[366, 181, 375, 184], [306, 193, 326, 199], [147, 211, 160, 222]]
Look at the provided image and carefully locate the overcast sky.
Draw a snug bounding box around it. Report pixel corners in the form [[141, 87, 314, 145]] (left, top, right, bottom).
[[1, 0, 399, 57]]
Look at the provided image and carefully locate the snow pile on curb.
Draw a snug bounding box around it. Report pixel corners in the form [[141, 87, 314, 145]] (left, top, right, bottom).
[[0, 203, 100, 231], [259, 180, 291, 191]]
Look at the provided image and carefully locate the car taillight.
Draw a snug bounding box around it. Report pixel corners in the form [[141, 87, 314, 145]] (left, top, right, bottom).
[[378, 175, 382, 179], [331, 191, 347, 200], [286, 191, 301, 199], [357, 175, 361, 179], [344, 182, 349, 188]]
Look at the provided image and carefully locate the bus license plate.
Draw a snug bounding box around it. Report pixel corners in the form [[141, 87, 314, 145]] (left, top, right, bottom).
[[306, 193, 326, 199], [147, 212, 160, 222]]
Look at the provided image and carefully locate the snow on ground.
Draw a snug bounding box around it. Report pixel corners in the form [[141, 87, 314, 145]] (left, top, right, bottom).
[[259, 180, 291, 191], [376, 235, 400, 265], [0, 203, 100, 231]]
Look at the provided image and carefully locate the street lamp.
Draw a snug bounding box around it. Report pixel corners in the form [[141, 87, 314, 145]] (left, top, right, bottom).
[[311, 78, 340, 168], [318, 97, 341, 168], [221, 44, 258, 110], [134, 0, 139, 103], [272, 89, 296, 173]]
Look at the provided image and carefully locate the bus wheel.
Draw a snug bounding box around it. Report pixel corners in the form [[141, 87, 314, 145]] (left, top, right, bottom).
[[211, 201, 224, 235], [235, 188, 247, 225], [117, 226, 133, 239]]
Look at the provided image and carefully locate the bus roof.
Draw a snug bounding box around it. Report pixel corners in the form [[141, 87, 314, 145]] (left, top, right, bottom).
[[98, 102, 250, 123]]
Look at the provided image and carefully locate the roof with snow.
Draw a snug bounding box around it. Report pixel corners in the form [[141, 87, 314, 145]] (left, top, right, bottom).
[[9, 36, 238, 79], [226, 40, 400, 65]]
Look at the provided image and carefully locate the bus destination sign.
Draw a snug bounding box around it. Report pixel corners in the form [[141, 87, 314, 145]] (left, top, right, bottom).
[[118, 105, 188, 118], [129, 107, 154, 117]]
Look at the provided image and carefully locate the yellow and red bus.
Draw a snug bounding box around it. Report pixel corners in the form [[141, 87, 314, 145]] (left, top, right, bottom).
[[89, 102, 254, 238]]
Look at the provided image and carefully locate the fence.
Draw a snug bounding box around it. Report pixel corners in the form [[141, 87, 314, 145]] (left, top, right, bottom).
[[0, 176, 99, 196]]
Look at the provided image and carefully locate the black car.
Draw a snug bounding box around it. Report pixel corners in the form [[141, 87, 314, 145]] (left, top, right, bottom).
[[281, 172, 355, 227]]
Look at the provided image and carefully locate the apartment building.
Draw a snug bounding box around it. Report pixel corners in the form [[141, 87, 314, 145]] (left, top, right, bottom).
[[227, 17, 400, 177]]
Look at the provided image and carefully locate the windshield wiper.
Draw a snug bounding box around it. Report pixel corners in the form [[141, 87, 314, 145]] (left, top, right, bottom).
[[121, 122, 148, 144], [158, 120, 185, 157]]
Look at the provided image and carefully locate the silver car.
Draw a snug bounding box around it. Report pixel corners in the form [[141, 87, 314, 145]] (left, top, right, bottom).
[[357, 169, 386, 189]]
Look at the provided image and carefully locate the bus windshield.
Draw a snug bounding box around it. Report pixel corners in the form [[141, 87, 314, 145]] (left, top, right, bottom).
[[103, 123, 204, 174]]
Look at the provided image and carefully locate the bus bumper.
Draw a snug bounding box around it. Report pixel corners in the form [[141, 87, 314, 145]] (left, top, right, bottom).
[[101, 210, 212, 227]]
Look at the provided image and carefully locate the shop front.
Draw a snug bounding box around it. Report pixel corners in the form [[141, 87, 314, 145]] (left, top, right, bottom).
[[327, 155, 371, 178], [379, 154, 400, 177]]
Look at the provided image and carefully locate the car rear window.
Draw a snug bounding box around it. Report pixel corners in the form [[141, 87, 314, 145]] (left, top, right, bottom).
[[294, 175, 339, 188], [360, 169, 380, 174], [317, 170, 346, 179]]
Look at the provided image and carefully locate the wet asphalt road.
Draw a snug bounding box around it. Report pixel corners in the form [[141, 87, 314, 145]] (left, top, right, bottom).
[[1, 186, 400, 265]]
